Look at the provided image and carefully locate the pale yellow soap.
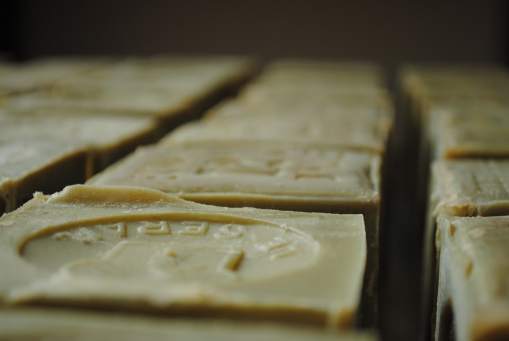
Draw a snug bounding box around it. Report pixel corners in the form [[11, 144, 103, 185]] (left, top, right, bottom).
[[0, 58, 108, 96], [165, 110, 391, 154], [430, 106, 509, 159], [4, 57, 255, 118], [0, 110, 157, 213], [436, 216, 509, 341], [89, 141, 380, 211], [0, 185, 367, 328], [0, 308, 377, 340], [431, 160, 509, 217]]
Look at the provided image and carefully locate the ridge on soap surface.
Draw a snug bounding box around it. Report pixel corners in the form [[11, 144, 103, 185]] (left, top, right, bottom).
[[89, 141, 380, 202], [0, 185, 366, 328]]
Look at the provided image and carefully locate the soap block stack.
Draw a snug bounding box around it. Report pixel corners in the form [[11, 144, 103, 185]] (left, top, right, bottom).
[[401, 64, 509, 340], [90, 60, 394, 330], [0, 57, 255, 214], [0, 59, 391, 340]]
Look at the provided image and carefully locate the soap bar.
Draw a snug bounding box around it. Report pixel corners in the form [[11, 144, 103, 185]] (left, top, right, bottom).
[[430, 106, 509, 159], [435, 215, 509, 341], [0, 58, 108, 96], [205, 94, 392, 121], [1, 109, 158, 166], [0, 138, 87, 214], [4, 57, 256, 120], [0, 110, 158, 213], [430, 160, 509, 217], [165, 110, 392, 154], [90, 141, 380, 210], [0, 185, 367, 329], [0, 308, 377, 340], [422, 159, 509, 340]]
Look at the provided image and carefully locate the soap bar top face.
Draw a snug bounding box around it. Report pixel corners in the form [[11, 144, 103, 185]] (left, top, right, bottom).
[[0, 110, 155, 149], [207, 94, 392, 121], [3, 56, 255, 115], [259, 60, 383, 84], [0, 137, 81, 181], [431, 106, 509, 159], [0, 309, 377, 341], [90, 141, 380, 204], [438, 215, 509, 340], [0, 185, 366, 328], [0, 58, 107, 96], [431, 160, 509, 217], [400, 64, 509, 97], [251, 61, 385, 97], [167, 110, 391, 153]]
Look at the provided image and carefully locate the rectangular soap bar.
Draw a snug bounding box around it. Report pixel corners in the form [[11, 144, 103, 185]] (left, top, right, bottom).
[[0, 308, 377, 341], [0, 110, 158, 213], [430, 105, 509, 159], [0, 138, 87, 214], [0, 58, 108, 96], [205, 93, 392, 121], [422, 159, 509, 341], [246, 60, 385, 100], [165, 109, 392, 154], [0, 185, 367, 329], [435, 215, 509, 341], [4, 57, 256, 120]]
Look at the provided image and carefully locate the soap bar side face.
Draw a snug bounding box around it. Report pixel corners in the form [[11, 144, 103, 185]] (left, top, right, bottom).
[[432, 160, 509, 217], [437, 216, 509, 340]]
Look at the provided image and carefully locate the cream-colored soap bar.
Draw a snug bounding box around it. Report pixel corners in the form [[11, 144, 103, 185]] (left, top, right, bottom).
[[431, 160, 509, 217], [435, 215, 509, 341], [0, 308, 377, 341], [235, 60, 386, 101], [0, 58, 108, 96], [0, 138, 87, 214], [423, 160, 509, 341], [3, 108, 158, 167], [4, 57, 255, 118], [258, 60, 383, 85], [0, 185, 366, 328], [205, 93, 392, 121], [430, 105, 509, 159], [165, 109, 391, 154], [0, 110, 157, 213], [90, 141, 380, 210]]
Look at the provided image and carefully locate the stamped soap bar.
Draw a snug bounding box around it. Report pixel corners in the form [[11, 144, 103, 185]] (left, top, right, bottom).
[[435, 215, 509, 341], [0, 185, 366, 328]]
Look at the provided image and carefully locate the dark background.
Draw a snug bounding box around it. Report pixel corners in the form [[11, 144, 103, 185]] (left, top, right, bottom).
[[1, 1, 508, 340], [2, 1, 508, 65]]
